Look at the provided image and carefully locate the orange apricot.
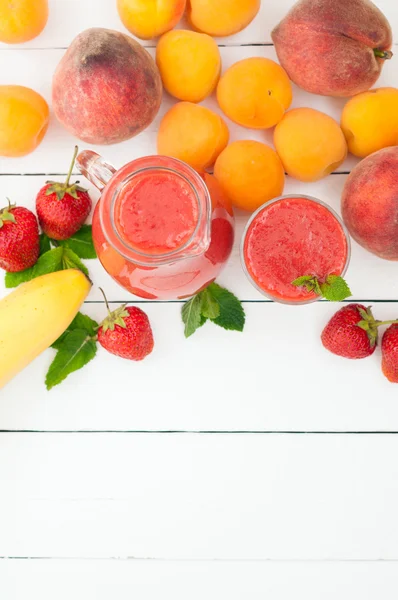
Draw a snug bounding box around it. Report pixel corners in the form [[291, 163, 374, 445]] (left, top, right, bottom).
[[156, 30, 221, 103], [117, 0, 186, 40], [0, 0, 48, 43], [217, 58, 292, 129], [158, 102, 229, 172], [187, 0, 260, 37], [274, 108, 347, 182], [214, 141, 285, 212], [0, 86, 49, 157], [341, 87, 398, 158]]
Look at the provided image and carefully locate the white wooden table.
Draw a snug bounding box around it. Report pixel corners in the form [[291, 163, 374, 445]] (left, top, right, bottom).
[[1, 1, 398, 597]]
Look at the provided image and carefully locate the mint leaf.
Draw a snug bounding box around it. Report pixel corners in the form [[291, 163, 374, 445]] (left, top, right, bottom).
[[182, 294, 203, 338], [39, 233, 51, 255], [201, 287, 220, 319], [5, 268, 34, 288], [5, 247, 64, 288], [46, 329, 97, 390], [61, 247, 89, 277], [52, 312, 99, 350], [58, 225, 97, 259], [320, 275, 352, 302], [291, 275, 314, 288], [207, 283, 245, 332]]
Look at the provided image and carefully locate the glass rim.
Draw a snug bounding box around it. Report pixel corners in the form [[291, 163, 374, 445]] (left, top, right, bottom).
[[240, 194, 352, 306]]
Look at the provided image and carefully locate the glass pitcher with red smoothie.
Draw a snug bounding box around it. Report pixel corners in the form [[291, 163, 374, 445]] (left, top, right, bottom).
[[76, 152, 234, 300]]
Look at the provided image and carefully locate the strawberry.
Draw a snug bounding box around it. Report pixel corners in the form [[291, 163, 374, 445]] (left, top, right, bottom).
[[382, 324, 398, 383], [97, 290, 154, 361], [0, 201, 40, 272], [321, 304, 379, 359], [36, 146, 92, 240]]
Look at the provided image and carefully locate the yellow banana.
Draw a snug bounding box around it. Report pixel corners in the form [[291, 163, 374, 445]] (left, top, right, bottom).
[[0, 269, 91, 390]]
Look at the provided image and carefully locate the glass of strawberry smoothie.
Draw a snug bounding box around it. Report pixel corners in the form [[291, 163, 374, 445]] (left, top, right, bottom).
[[76, 152, 234, 300], [241, 195, 350, 304]]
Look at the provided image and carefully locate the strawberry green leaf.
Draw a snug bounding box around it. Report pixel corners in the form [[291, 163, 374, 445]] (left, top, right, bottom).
[[52, 312, 99, 350], [201, 287, 220, 320], [39, 233, 51, 256], [58, 225, 97, 259], [182, 294, 203, 338], [46, 329, 97, 390], [207, 283, 245, 332], [320, 275, 352, 302], [61, 247, 89, 277]]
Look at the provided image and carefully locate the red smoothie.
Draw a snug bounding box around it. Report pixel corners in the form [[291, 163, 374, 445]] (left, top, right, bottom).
[[242, 196, 349, 303]]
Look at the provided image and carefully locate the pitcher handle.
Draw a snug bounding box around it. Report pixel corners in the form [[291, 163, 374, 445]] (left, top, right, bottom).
[[76, 150, 117, 192]]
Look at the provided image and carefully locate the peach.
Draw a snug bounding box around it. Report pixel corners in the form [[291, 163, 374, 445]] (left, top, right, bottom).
[[274, 108, 347, 182], [117, 0, 186, 40], [52, 28, 162, 145], [341, 147, 398, 260], [271, 0, 393, 97], [217, 58, 292, 129], [341, 88, 398, 158], [187, 0, 260, 37], [0, 0, 48, 44], [214, 141, 285, 212], [0, 85, 49, 157], [157, 102, 229, 172], [156, 30, 221, 103]]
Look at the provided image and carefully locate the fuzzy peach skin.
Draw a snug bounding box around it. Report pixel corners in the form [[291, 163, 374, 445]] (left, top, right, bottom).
[[187, 0, 260, 37], [341, 88, 398, 158], [217, 58, 292, 129], [341, 146, 398, 260], [271, 0, 393, 97], [156, 30, 221, 103], [274, 108, 347, 182], [158, 102, 229, 171], [52, 28, 162, 145], [117, 0, 186, 40]]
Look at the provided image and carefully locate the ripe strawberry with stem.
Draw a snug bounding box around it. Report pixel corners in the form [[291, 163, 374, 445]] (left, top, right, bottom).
[[0, 200, 40, 272], [321, 304, 398, 359], [36, 146, 92, 240], [97, 289, 154, 361]]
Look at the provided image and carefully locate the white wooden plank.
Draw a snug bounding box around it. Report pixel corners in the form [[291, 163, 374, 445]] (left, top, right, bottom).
[[1, 0, 397, 48], [1, 174, 398, 303], [1, 45, 397, 175], [0, 432, 398, 558], [2, 302, 398, 431], [1, 559, 398, 600]]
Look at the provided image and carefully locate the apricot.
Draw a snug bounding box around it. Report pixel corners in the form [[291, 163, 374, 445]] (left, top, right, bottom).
[[187, 0, 260, 37], [0, 86, 49, 157], [214, 141, 285, 212], [272, 0, 393, 97], [341, 88, 398, 158], [52, 28, 162, 145], [0, 0, 48, 44], [217, 58, 292, 129], [274, 108, 347, 182], [341, 147, 398, 260], [158, 102, 229, 172], [156, 30, 221, 103], [117, 0, 186, 40]]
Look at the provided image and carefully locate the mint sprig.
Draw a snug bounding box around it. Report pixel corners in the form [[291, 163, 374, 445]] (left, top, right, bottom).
[[47, 312, 99, 389], [182, 283, 245, 338], [4, 225, 96, 288], [292, 274, 351, 302]]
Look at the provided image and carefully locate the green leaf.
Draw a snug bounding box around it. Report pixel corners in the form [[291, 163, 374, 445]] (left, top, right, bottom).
[[52, 312, 99, 350], [320, 275, 352, 302], [182, 294, 203, 338], [45, 329, 97, 390], [291, 275, 314, 287], [61, 247, 89, 277], [207, 283, 245, 332], [39, 233, 51, 256], [4, 247, 64, 288], [58, 225, 97, 259], [200, 287, 220, 320]]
